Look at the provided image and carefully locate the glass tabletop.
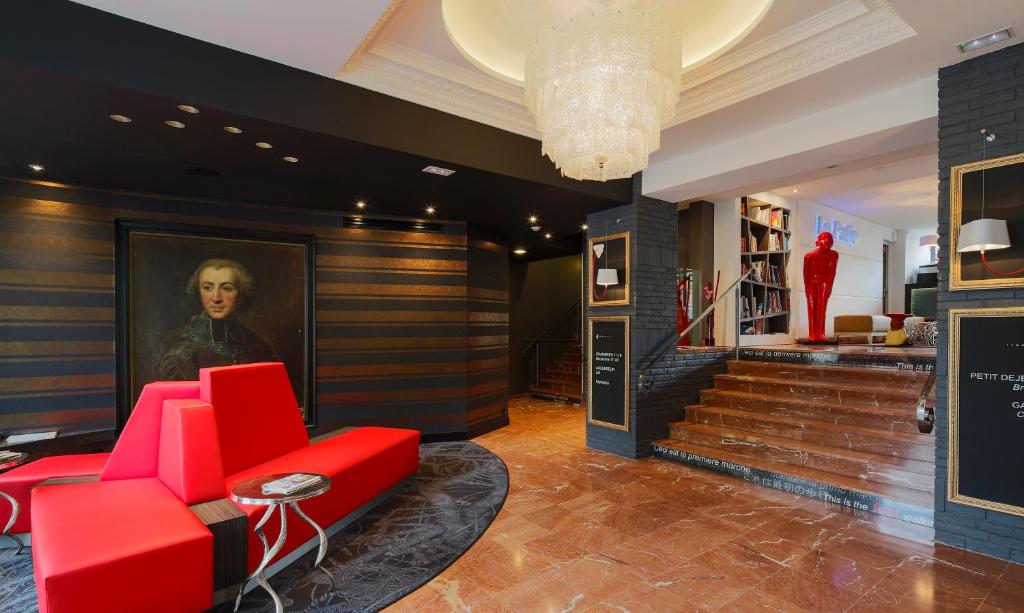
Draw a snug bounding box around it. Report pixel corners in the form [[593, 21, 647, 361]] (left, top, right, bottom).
[[230, 473, 332, 506]]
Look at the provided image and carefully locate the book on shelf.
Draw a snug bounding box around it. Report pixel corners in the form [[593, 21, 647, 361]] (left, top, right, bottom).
[[767, 233, 781, 251]]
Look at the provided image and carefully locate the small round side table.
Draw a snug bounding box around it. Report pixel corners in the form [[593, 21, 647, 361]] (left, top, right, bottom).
[[230, 473, 331, 613], [0, 451, 28, 555]]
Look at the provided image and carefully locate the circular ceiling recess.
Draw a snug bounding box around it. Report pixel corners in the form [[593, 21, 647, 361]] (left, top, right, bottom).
[[442, 0, 773, 84]]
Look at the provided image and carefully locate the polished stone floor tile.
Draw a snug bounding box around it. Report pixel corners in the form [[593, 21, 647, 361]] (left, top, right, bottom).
[[386, 397, 1024, 612]]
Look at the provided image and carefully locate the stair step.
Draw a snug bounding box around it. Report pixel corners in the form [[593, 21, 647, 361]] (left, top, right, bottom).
[[548, 364, 581, 374], [652, 438, 933, 513], [727, 360, 930, 390], [699, 389, 919, 434], [540, 372, 580, 383], [530, 385, 581, 402], [713, 374, 918, 410], [538, 377, 582, 390], [681, 405, 934, 462], [670, 423, 933, 493]]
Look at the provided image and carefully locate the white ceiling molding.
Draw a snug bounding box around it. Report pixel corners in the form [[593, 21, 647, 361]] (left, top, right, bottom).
[[671, 1, 916, 125], [339, 40, 538, 138], [339, 0, 915, 138]]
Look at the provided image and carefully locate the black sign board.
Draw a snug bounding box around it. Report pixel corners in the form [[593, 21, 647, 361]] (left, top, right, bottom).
[[950, 307, 1024, 516], [588, 316, 629, 431]]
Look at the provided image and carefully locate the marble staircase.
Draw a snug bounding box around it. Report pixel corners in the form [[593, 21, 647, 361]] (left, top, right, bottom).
[[653, 359, 936, 525], [530, 345, 582, 403]]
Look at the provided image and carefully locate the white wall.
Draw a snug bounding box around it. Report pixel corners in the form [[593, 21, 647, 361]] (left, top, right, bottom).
[[888, 230, 907, 314], [793, 199, 896, 338]]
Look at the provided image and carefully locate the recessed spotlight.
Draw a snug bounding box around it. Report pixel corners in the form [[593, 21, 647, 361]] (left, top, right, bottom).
[[355, 201, 366, 209], [109, 114, 132, 123], [224, 126, 242, 134], [513, 248, 527, 255], [581, 224, 588, 231], [256, 142, 273, 149], [164, 120, 186, 129], [177, 104, 200, 114], [958, 28, 1014, 53], [544, 232, 552, 239], [422, 165, 455, 176], [528, 215, 538, 224], [28, 164, 44, 172], [425, 205, 436, 215], [283, 156, 299, 163], [792, 189, 799, 193]]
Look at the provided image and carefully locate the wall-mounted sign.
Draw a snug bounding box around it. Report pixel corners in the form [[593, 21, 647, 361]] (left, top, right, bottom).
[[588, 316, 629, 431], [813, 215, 858, 245], [949, 306, 1024, 516], [588, 231, 630, 306]]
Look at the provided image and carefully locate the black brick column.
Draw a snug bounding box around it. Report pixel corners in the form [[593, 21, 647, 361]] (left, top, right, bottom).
[[936, 41, 1024, 562], [585, 181, 730, 458]]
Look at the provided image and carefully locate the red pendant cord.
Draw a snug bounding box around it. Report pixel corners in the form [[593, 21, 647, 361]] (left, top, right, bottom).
[[981, 251, 1024, 276], [592, 250, 608, 299]]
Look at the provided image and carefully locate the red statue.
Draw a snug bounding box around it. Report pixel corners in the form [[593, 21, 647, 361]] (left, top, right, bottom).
[[803, 231, 838, 342]]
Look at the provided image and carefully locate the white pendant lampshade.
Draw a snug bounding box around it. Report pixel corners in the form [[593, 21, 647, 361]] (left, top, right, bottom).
[[596, 268, 619, 287], [956, 218, 1011, 253], [918, 234, 938, 247]]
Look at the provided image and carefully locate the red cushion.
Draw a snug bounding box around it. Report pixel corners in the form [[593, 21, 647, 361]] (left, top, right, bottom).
[[200, 363, 309, 476], [226, 427, 419, 572], [0, 453, 110, 533], [101, 381, 200, 481], [31, 478, 212, 613], [158, 400, 225, 505]]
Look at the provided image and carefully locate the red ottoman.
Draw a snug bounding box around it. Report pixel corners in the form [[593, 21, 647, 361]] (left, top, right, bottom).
[[32, 478, 212, 613], [0, 453, 110, 534]]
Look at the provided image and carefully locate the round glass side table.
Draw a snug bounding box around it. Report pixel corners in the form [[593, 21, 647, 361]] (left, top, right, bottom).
[[0, 451, 28, 555], [230, 473, 331, 613]]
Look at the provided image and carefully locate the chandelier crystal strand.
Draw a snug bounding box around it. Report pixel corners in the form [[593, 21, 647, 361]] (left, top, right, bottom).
[[524, 1, 681, 182]]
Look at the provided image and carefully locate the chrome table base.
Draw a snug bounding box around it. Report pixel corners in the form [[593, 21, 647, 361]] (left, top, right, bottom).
[[234, 501, 329, 613], [1, 490, 24, 555]]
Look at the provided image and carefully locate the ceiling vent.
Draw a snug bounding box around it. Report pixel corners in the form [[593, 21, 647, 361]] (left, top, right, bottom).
[[422, 165, 456, 176], [958, 28, 1014, 53], [342, 216, 444, 234]]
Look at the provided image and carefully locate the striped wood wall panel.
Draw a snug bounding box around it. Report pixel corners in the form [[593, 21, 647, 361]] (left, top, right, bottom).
[[0, 181, 508, 437]]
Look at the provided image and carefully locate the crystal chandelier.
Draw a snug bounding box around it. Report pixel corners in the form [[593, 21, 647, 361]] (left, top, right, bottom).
[[524, 1, 681, 182]]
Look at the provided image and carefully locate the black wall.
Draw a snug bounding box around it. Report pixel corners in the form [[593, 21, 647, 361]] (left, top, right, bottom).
[[936, 41, 1024, 562], [508, 255, 582, 394], [678, 201, 715, 285]]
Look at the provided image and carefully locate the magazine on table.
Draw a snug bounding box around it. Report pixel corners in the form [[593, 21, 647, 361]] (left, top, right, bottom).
[[262, 473, 322, 495]]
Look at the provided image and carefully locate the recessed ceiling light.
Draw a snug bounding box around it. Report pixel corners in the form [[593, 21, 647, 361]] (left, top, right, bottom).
[[528, 215, 538, 224], [28, 164, 44, 172], [283, 156, 299, 163], [425, 205, 436, 215], [109, 114, 132, 123], [792, 189, 799, 193], [177, 104, 200, 114], [513, 248, 527, 255], [422, 165, 455, 176], [544, 232, 552, 239], [256, 142, 273, 149], [164, 120, 185, 129], [355, 201, 366, 209], [581, 224, 588, 230], [958, 28, 1013, 53], [223, 126, 242, 134]]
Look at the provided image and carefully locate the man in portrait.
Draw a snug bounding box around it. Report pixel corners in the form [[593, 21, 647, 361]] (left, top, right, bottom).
[[151, 258, 280, 381]]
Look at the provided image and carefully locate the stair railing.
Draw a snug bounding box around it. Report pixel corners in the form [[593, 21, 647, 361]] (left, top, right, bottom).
[[523, 298, 582, 393], [916, 368, 936, 434], [638, 270, 752, 396]]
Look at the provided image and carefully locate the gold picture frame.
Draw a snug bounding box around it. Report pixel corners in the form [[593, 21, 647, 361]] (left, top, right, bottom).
[[587, 315, 630, 432], [587, 231, 631, 307], [949, 152, 1024, 290], [948, 306, 1024, 516]]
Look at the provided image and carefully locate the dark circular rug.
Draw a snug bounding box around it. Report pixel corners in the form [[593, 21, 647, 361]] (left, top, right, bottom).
[[0, 441, 508, 613]]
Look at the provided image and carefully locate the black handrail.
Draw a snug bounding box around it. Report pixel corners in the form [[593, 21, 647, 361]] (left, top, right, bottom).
[[637, 270, 752, 395], [916, 369, 936, 434], [522, 298, 582, 359]]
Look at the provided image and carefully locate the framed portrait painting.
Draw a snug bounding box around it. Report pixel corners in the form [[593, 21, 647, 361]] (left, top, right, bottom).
[[116, 221, 316, 427], [588, 231, 631, 307]]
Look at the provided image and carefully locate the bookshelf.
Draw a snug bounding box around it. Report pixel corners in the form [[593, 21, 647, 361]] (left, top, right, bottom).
[[739, 197, 791, 336]]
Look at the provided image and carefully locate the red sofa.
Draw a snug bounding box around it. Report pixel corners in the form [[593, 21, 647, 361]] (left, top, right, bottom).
[[19, 363, 420, 612]]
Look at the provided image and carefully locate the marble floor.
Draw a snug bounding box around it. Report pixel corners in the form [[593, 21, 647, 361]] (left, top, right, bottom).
[[387, 397, 1023, 612]]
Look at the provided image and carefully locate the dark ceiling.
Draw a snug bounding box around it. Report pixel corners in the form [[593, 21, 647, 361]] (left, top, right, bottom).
[[0, 1, 635, 261]]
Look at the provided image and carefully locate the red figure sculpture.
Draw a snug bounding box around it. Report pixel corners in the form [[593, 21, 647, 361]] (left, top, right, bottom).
[[803, 231, 839, 342]]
